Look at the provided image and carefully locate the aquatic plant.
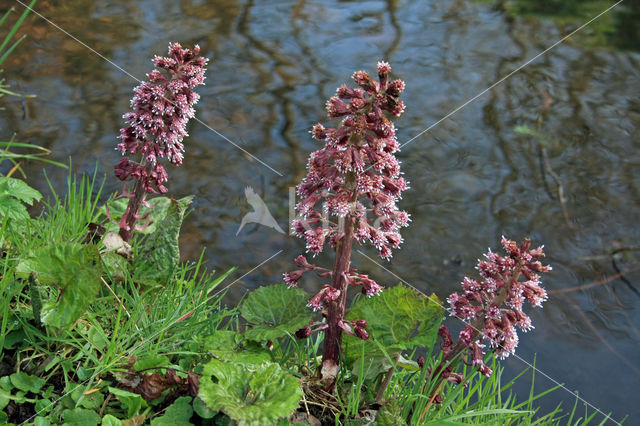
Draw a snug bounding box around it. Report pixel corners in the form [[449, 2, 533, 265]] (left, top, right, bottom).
[[113, 42, 208, 242], [285, 61, 408, 389]]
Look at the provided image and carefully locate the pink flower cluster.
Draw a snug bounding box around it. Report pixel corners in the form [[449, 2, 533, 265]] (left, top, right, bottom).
[[286, 62, 408, 320], [114, 43, 208, 194], [440, 237, 551, 377], [292, 61, 410, 261]]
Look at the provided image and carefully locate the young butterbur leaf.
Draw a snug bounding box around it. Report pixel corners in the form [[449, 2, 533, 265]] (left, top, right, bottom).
[[240, 283, 313, 341], [199, 359, 302, 426], [15, 242, 101, 329], [136, 195, 193, 285], [345, 285, 443, 363]]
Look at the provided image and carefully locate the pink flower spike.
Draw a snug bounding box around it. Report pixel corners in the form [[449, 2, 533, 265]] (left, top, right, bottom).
[[115, 43, 208, 242]]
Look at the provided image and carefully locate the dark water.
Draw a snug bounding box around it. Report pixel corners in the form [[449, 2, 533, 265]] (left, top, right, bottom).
[[1, 0, 639, 422]]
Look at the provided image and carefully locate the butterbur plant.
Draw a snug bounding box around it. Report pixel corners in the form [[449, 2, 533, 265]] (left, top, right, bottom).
[[285, 61, 409, 389], [433, 237, 550, 389], [114, 43, 208, 242]]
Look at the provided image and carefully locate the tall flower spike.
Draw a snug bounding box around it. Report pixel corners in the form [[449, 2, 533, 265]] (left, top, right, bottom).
[[286, 62, 408, 391], [115, 43, 208, 242]]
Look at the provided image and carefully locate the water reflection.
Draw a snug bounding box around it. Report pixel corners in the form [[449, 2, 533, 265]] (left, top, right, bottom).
[[1, 0, 639, 421], [485, 0, 640, 52]]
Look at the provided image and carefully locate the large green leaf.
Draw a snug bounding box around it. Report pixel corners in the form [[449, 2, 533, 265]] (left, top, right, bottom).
[[16, 242, 102, 328], [136, 196, 193, 285], [345, 285, 443, 362], [199, 359, 302, 426], [0, 176, 42, 221], [240, 283, 313, 341]]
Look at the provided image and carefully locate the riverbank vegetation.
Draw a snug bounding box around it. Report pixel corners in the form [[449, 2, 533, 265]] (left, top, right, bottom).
[[0, 5, 618, 425]]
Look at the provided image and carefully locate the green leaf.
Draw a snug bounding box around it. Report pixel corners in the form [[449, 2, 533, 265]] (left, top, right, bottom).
[[199, 359, 302, 426], [33, 416, 52, 426], [345, 285, 443, 360], [61, 407, 100, 425], [351, 355, 393, 382], [240, 283, 313, 341], [202, 330, 272, 364], [0, 176, 42, 204], [101, 252, 130, 280], [0, 195, 29, 221], [150, 396, 193, 425], [108, 387, 148, 418], [9, 371, 45, 393], [134, 354, 170, 371], [16, 242, 102, 328], [0, 376, 12, 391], [136, 196, 193, 284], [0, 411, 7, 425], [193, 396, 216, 419], [0, 391, 9, 411], [101, 414, 124, 426], [34, 398, 53, 414]]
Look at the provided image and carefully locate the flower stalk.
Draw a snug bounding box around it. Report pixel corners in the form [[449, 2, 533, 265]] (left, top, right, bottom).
[[422, 237, 551, 416], [285, 62, 408, 390], [114, 43, 208, 242]]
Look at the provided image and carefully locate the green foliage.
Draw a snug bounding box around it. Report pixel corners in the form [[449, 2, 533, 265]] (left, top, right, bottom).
[[108, 387, 149, 418], [61, 407, 101, 425], [0, 176, 42, 221], [101, 414, 124, 426], [136, 196, 193, 284], [150, 396, 193, 425], [133, 354, 171, 371], [9, 371, 45, 393], [199, 358, 302, 426], [344, 285, 443, 376], [16, 242, 102, 328], [240, 283, 313, 341], [349, 285, 443, 351], [376, 399, 407, 426], [0, 1, 35, 69], [203, 330, 272, 364]]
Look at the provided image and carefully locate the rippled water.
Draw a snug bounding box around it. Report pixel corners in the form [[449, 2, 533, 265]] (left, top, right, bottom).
[[2, 0, 639, 422]]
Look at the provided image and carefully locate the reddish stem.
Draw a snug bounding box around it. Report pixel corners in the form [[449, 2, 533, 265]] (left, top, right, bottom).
[[119, 177, 147, 242], [320, 172, 357, 391]]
